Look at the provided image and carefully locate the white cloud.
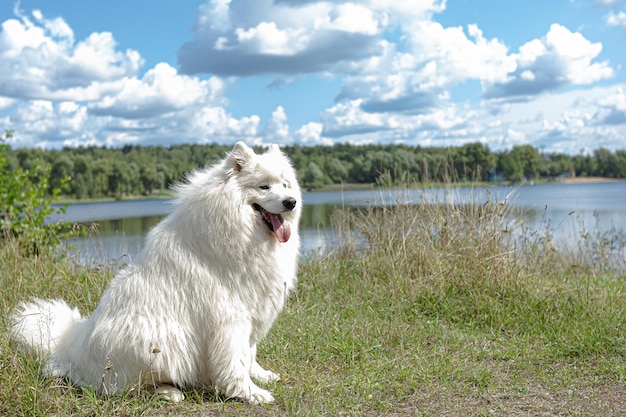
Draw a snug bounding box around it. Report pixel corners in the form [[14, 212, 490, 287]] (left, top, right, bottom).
[[545, 24, 612, 84], [89, 63, 224, 119], [317, 80, 626, 153], [503, 128, 527, 146], [177, 0, 446, 76], [320, 3, 381, 35], [479, 84, 626, 153], [335, 20, 611, 116], [484, 24, 613, 100], [321, 99, 391, 138], [69, 32, 142, 81], [597, 86, 626, 110], [294, 121, 332, 145], [333, 21, 506, 114], [319, 97, 475, 146], [190, 107, 261, 143], [4, 100, 89, 147], [0, 8, 267, 149], [593, 86, 626, 125], [335, 19, 612, 113], [606, 10, 626, 27], [409, 22, 514, 85], [0, 10, 143, 101], [234, 22, 308, 55], [0, 96, 14, 110], [262, 106, 291, 144]]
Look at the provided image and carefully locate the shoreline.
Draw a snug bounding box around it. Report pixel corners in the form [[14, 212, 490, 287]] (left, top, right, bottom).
[[55, 177, 623, 204], [555, 176, 623, 184]]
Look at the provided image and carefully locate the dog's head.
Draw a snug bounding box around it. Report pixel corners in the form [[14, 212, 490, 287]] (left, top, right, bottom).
[[228, 142, 301, 243]]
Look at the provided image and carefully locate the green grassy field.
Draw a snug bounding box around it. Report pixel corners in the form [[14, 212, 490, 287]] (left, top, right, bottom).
[[1, 193, 625, 416]]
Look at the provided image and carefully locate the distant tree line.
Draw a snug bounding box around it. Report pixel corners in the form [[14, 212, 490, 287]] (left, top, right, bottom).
[[3, 141, 626, 198]]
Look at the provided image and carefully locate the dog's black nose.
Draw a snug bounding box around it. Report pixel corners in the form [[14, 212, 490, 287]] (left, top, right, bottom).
[[283, 198, 297, 211]]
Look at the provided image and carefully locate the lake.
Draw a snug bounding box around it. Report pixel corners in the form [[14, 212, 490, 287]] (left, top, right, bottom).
[[51, 181, 626, 264]]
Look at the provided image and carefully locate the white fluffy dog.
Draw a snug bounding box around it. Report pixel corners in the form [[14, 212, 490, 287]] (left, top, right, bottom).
[[11, 142, 301, 404]]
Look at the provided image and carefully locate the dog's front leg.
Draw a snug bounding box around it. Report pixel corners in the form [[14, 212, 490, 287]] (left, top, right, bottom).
[[208, 326, 275, 404], [250, 343, 280, 383]]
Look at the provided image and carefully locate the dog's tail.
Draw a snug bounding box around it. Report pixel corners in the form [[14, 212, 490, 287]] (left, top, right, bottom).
[[10, 298, 83, 376]]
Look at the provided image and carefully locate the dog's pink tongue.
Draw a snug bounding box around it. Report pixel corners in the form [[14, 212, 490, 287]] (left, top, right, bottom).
[[268, 213, 291, 243]]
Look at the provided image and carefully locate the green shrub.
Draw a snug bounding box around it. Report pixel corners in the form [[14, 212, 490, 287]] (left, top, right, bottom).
[[0, 130, 81, 254]]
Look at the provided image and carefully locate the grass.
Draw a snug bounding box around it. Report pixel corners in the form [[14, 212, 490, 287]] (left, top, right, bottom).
[[1, 187, 625, 416]]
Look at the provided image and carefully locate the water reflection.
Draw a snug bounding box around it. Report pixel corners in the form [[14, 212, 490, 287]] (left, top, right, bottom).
[[66, 204, 345, 264], [57, 182, 626, 265]]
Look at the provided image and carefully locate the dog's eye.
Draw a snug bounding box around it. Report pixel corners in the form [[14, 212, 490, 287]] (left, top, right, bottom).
[[260, 185, 270, 190]]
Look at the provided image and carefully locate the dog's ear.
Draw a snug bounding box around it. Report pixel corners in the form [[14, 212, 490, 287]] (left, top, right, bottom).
[[268, 144, 281, 154], [230, 142, 255, 172]]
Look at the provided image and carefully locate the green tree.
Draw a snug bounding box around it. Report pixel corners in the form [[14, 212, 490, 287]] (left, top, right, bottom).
[[302, 161, 325, 190], [108, 159, 131, 197], [325, 157, 349, 183], [50, 153, 75, 192], [497, 151, 524, 182], [91, 159, 110, 197], [593, 147, 619, 178], [72, 155, 95, 199], [456, 142, 495, 181], [573, 154, 598, 177], [615, 150, 626, 178], [544, 153, 574, 177], [508, 145, 543, 180]]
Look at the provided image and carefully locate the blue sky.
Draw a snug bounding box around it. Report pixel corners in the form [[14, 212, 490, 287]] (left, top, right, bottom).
[[1, 0, 626, 154]]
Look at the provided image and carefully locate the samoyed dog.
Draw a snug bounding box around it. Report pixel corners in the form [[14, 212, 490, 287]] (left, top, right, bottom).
[[11, 142, 301, 404]]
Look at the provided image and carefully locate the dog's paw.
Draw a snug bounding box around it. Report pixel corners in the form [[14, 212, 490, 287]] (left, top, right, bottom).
[[239, 384, 275, 404], [251, 361, 281, 383], [154, 384, 185, 403], [251, 367, 280, 384]]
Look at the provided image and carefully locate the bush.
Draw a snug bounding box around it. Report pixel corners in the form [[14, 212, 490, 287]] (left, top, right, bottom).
[[0, 130, 81, 254]]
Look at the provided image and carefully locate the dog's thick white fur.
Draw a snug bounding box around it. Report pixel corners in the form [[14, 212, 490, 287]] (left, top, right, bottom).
[[10, 142, 301, 404]]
